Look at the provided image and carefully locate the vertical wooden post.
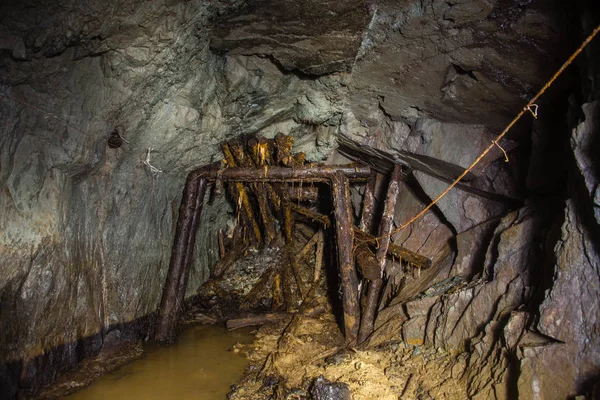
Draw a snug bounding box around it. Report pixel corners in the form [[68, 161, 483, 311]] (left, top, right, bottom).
[[314, 229, 325, 283], [175, 177, 208, 318], [217, 229, 226, 259], [357, 171, 377, 329], [359, 170, 378, 233], [155, 174, 207, 343], [281, 189, 293, 243], [357, 165, 403, 345], [331, 172, 360, 344]]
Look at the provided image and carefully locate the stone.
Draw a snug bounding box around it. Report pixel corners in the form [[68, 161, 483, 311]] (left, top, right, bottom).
[[391, 182, 455, 262], [571, 101, 600, 224], [414, 206, 542, 351], [0, 0, 592, 398], [0, 0, 344, 393], [311, 375, 352, 400], [402, 316, 427, 347], [413, 171, 507, 233], [402, 119, 517, 177], [529, 199, 600, 399], [405, 296, 438, 319], [451, 219, 499, 278]]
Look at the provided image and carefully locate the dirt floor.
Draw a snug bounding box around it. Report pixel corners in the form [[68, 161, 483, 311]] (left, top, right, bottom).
[[228, 313, 469, 400]]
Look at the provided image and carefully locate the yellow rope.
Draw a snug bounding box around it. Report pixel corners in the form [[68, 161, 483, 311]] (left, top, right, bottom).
[[377, 24, 600, 241]]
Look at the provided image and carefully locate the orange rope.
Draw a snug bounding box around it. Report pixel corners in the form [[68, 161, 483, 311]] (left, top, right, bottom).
[[377, 24, 600, 241]]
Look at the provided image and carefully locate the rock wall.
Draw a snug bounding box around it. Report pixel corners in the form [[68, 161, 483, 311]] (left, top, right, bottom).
[[0, 0, 342, 396], [371, 10, 600, 399]]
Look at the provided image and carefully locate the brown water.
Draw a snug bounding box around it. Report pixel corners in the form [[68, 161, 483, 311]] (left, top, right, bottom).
[[66, 325, 254, 400]]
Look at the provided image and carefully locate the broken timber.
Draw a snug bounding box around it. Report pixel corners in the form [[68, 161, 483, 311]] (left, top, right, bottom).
[[357, 164, 403, 344], [331, 172, 361, 343], [156, 131, 433, 346], [155, 166, 212, 343], [286, 202, 431, 269]]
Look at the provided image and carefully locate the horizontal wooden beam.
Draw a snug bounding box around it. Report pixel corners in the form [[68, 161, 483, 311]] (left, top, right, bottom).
[[189, 164, 372, 183]]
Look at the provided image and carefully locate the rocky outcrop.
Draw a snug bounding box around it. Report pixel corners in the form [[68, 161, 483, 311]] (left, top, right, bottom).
[[348, 0, 572, 132], [210, 0, 370, 75], [525, 199, 600, 398], [571, 101, 600, 224]]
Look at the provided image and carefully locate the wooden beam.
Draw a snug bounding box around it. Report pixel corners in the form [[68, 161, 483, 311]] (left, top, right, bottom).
[[357, 164, 403, 344], [188, 164, 372, 183], [155, 172, 208, 343], [331, 172, 360, 344], [359, 170, 378, 233], [286, 203, 431, 269]]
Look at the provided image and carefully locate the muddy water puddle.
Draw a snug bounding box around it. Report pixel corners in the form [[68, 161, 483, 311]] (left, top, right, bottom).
[[66, 325, 254, 400]]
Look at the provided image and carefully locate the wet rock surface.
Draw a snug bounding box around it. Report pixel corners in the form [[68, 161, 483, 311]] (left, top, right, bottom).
[[36, 330, 143, 399]]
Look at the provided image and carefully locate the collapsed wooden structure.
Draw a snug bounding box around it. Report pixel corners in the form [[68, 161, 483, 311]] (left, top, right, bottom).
[[154, 134, 431, 345]]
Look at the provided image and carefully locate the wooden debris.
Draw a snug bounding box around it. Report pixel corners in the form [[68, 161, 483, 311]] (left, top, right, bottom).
[[281, 189, 293, 243], [294, 230, 321, 264], [229, 140, 278, 244], [288, 185, 319, 202], [227, 312, 291, 331], [359, 170, 378, 233], [286, 203, 431, 269], [274, 132, 295, 166], [272, 273, 284, 311], [188, 164, 371, 183], [222, 143, 262, 243], [355, 246, 381, 281], [158, 133, 435, 351], [212, 242, 248, 278], [218, 229, 226, 259], [314, 229, 325, 284], [226, 306, 326, 331]]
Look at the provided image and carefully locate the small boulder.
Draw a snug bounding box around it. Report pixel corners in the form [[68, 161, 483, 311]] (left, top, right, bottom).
[[311, 376, 352, 400]]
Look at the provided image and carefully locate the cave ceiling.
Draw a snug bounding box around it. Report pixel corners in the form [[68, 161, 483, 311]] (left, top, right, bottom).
[[211, 0, 572, 133]]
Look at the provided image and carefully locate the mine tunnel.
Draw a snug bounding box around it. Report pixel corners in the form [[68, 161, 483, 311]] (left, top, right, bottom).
[[1, 0, 600, 399]]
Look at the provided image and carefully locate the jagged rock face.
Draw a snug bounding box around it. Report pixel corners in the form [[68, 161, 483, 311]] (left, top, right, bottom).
[[521, 199, 600, 399], [210, 0, 370, 75], [0, 0, 598, 398], [0, 0, 340, 394], [349, 0, 572, 132], [0, 0, 235, 392]]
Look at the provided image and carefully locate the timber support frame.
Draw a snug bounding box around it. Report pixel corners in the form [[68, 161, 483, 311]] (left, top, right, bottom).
[[155, 137, 432, 345]]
